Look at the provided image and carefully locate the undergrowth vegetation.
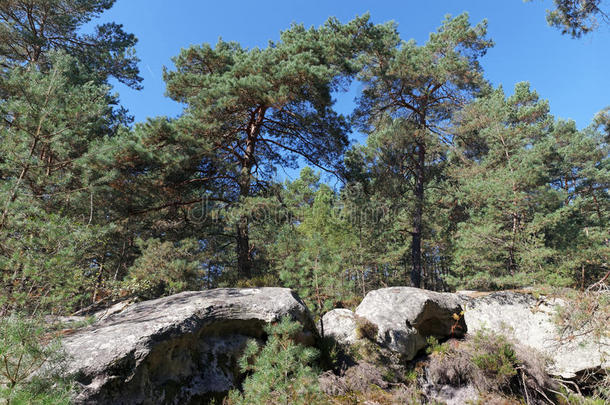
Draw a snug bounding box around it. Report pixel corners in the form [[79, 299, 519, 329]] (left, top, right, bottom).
[[226, 318, 325, 405], [0, 315, 73, 405], [228, 320, 608, 404], [426, 330, 556, 404]]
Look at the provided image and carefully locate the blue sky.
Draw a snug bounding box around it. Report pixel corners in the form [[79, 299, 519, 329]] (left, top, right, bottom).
[[90, 0, 609, 178]]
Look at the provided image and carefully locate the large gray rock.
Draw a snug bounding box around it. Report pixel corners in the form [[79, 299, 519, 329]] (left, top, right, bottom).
[[321, 308, 359, 345], [460, 291, 610, 378], [62, 288, 315, 405], [354, 287, 466, 360]]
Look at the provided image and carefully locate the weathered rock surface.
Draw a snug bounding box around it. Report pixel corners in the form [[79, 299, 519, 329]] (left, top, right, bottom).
[[62, 288, 315, 405], [321, 308, 359, 345], [45, 300, 135, 328], [460, 291, 610, 378], [354, 287, 466, 360], [93, 300, 135, 322]]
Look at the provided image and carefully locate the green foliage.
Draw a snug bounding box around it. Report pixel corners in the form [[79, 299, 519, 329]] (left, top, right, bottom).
[[160, 16, 385, 279], [317, 336, 342, 372], [0, 13, 607, 405], [0, 0, 145, 316], [451, 83, 555, 287], [354, 12, 493, 287], [0, 0, 141, 88], [545, 0, 606, 38], [404, 369, 418, 383], [275, 169, 358, 319], [227, 317, 325, 405], [123, 238, 206, 299], [425, 336, 449, 356], [426, 330, 555, 401], [450, 82, 609, 290], [0, 315, 72, 404], [553, 288, 610, 353], [0, 52, 117, 315], [470, 332, 518, 382], [560, 390, 608, 405]]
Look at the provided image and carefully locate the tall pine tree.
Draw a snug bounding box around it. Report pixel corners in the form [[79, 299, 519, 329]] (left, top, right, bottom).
[[355, 13, 493, 287], [158, 16, 388, 279]]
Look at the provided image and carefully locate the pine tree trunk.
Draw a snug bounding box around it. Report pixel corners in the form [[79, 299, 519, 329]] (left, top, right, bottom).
[[236, 157, 254, 280], [411, 141, 425, 288], [509, 212, 518, 275], [236, 215, 252, 279], [235, 106, 266, 280], [499, 133, 519, 276]]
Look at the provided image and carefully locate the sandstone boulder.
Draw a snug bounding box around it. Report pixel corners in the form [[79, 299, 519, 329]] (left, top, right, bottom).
[[62, 288, 315, 405], [354, 287, 466, 360], [460, 291, 610, 378], [321, 308, 359, 345]]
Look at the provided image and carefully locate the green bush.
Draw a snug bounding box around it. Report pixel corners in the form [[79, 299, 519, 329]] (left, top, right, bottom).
[[123, 238, 206, 300], [0, 315, 72, 405], [425, 336, 449, 356], [470, 332, 518, 383], [227, 317, 326, 405]]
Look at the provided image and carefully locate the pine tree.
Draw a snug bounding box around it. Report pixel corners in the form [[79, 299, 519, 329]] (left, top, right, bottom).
[[0, 53, 117, 314], [355, 13, 493, 287], [275, 170, 356, 324], [155, 16, 386, 280], [451, 82, 609, 289], [451, 83, 560, 288], [227, 317, 324, 405], [0, 1, 142, 314], [543, 118, 609, 286], [0, 0, 141, 88], [545, 0, 607, 38], [342, 144, 415, 291]]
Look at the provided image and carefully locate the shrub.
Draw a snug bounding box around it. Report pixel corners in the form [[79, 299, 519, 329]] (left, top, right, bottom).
[[425, 336, 449, 356], [553, 288, 609, 347], [470, 332, 518, 385], [0, 315, 73, 404], [318, 335, 342, 372], [226, 317, 326, 405], [426, 329, 556, 402], [550, 288, 609, 403]]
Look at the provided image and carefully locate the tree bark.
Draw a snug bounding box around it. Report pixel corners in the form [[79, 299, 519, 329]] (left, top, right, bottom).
[[236, 148, 254, 280], [411, 140, 425, 288], [235, 106, 266, 279], [235, 215, 252, 279]]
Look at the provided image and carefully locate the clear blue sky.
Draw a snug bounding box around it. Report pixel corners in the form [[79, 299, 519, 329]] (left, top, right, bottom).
[[91, 0, 608, 166]]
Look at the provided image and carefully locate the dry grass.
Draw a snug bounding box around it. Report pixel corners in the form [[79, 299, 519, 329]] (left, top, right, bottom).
[[354, 315, 378, 341], [426, 330, 557, 404]]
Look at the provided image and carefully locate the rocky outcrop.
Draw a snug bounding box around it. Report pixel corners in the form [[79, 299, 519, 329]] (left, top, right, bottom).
[[60, 286, 607, 404], [323, 287, 466, 360], [459, 291, 610, 378], [323, 288, 608, 380], [62, 288, 315, 405]]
